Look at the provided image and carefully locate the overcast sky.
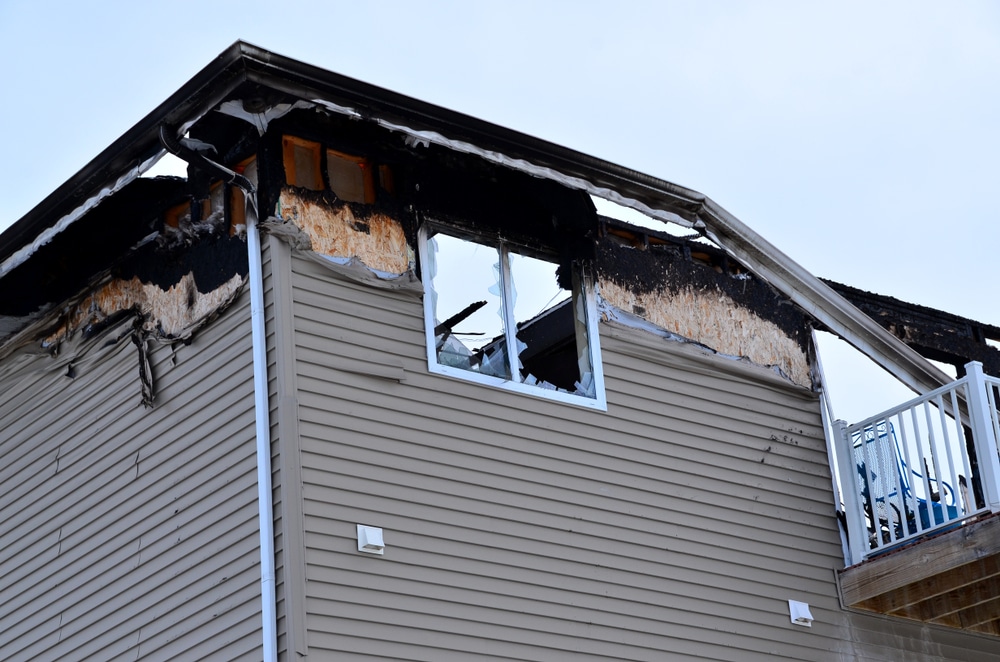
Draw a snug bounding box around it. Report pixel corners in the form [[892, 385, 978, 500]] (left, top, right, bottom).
[[1, 1, 997, 420]]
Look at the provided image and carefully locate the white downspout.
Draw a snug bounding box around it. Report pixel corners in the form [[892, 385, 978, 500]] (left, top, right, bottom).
[[247, 194, 279, 662], [156, 125, 278, 660]]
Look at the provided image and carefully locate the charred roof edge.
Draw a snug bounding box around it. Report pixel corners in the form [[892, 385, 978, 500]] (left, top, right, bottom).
[[0, 41, 251, 265], [0, 40, 955, 398]]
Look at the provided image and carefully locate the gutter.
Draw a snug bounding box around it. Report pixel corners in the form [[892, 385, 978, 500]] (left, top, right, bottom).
[[159, 126, 278, 662], [693, 196, 954, 396], [5, 40, 952, 402]]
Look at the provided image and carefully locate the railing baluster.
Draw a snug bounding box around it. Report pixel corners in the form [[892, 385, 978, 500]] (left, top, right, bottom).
[[838, 364, 1000, 563], [935, 392, 962, 525], [883, 418, 904, 545], [895, 411, 918, 535], [969, 363, 1000, 512], [912, 404, 933, 534], [951, 386, 974, 516], [924, 400, 948, 528]]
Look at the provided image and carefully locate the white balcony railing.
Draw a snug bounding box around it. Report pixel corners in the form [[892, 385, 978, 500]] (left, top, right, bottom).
[[836, 361, 1000, 565]]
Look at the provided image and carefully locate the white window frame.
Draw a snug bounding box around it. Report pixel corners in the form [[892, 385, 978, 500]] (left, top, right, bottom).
[[419, 223, 606, 410]]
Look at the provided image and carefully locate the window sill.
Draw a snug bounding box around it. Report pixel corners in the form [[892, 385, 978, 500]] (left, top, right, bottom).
[[427, 362, 608, 411]]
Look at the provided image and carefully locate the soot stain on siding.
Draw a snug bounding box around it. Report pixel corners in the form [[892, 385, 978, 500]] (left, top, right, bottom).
[[42, 226, 249, 408]]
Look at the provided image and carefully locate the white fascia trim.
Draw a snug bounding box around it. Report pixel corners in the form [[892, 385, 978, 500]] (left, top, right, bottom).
[[301, 96, 946, 397], [0, 150, 166, 279]]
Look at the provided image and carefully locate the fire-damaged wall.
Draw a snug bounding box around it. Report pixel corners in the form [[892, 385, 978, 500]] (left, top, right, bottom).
[[277, 188, 411, 275], [269, 158, 814, 389], [44, 231, 247, 345], [261, 115, 814, 389], [595, 235, 813, 388], [0, 176, 250, 406]]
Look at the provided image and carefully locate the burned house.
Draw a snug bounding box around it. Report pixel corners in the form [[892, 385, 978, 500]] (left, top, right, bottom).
[[2, 42, 1000, 660]]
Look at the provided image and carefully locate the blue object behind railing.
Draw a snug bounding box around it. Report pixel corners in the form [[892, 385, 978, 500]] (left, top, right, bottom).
[[853, 422, 959, 545]]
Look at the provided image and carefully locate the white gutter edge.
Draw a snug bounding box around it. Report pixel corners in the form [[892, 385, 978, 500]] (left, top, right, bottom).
[[305, 97, 952, 396], [697, 197, 953, 396], [0, 150, 166, 279], [247, 194, 279, 662]]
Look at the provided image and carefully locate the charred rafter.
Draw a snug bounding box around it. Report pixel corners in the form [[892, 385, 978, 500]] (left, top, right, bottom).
[[824, 280, 1000, 376]]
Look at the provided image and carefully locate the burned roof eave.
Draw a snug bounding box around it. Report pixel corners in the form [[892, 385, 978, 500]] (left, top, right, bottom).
[[1, 40, 954, 397], [234, 43, 707, 224], [0, 42, 252, 267], [690, 197, 953, 396], [233, 46, 955, 395]]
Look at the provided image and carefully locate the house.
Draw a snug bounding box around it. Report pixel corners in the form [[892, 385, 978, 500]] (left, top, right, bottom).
[[2, 41, 999, 660]]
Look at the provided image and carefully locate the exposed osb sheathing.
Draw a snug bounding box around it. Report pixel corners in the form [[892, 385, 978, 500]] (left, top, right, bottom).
[[46, 272, 245, 344], [279, 188, 410, 274], [599, 279, 811, 388]]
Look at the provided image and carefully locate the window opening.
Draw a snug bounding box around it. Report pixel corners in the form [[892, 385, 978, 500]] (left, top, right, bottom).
[[282, 136, 323, 190], [326, 149, 375, 203], [163, 200, 190, 229], [203, 180, 225, 222], [422, 225, 604, 406], [378, 164, 395, 195]]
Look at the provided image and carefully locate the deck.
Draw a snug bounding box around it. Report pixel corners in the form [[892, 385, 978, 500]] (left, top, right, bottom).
[[835, 361, 1000, 635]]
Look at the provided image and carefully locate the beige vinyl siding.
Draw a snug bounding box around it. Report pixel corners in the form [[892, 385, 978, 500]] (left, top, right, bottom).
[[289, 254, 1000, 661], [264, 235, 310, 661], [0, 292, 261, 661]]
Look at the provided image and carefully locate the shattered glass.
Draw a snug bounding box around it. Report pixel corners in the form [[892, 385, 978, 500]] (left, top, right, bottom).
[[427, 226, 597, 399], [427, 232, 510, 379]]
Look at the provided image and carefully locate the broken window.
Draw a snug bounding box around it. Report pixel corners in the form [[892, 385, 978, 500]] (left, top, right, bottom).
[[420, 225, 605, 408]]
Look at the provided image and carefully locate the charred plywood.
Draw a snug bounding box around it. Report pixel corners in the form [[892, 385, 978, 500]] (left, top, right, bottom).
[[0, 175, 249, 346], [277, 188, 411, 275], [596, 237, 812, 388], [43, 229, 249, 345], [0, 178, 187, 321], [0, 176, 250, 407], [46, 272, 244, 344]]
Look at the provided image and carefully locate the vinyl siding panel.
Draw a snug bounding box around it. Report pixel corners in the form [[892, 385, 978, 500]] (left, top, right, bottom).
[[290, 254, 1000, 661], [0, 292, 262, 661], [264, 234, 310, 661]]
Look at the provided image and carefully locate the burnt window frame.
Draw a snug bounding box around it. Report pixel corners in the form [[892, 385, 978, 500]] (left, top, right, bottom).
[[418, 222, 607, 410]]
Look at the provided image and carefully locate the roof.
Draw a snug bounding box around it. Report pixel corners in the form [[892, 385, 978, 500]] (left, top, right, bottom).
[[0, 40, 954, 396]]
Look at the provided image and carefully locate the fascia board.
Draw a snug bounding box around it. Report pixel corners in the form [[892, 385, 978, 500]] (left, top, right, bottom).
[[0, 41, 951, 396], [695, 196, 953, 395], [0, 42, 251, 265]]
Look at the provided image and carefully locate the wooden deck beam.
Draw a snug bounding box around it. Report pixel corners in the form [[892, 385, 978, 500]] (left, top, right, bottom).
[[839, 513, 1000, 635]]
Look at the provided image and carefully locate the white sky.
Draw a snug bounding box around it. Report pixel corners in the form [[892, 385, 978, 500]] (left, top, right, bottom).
[[1, 1, 998, 422]]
